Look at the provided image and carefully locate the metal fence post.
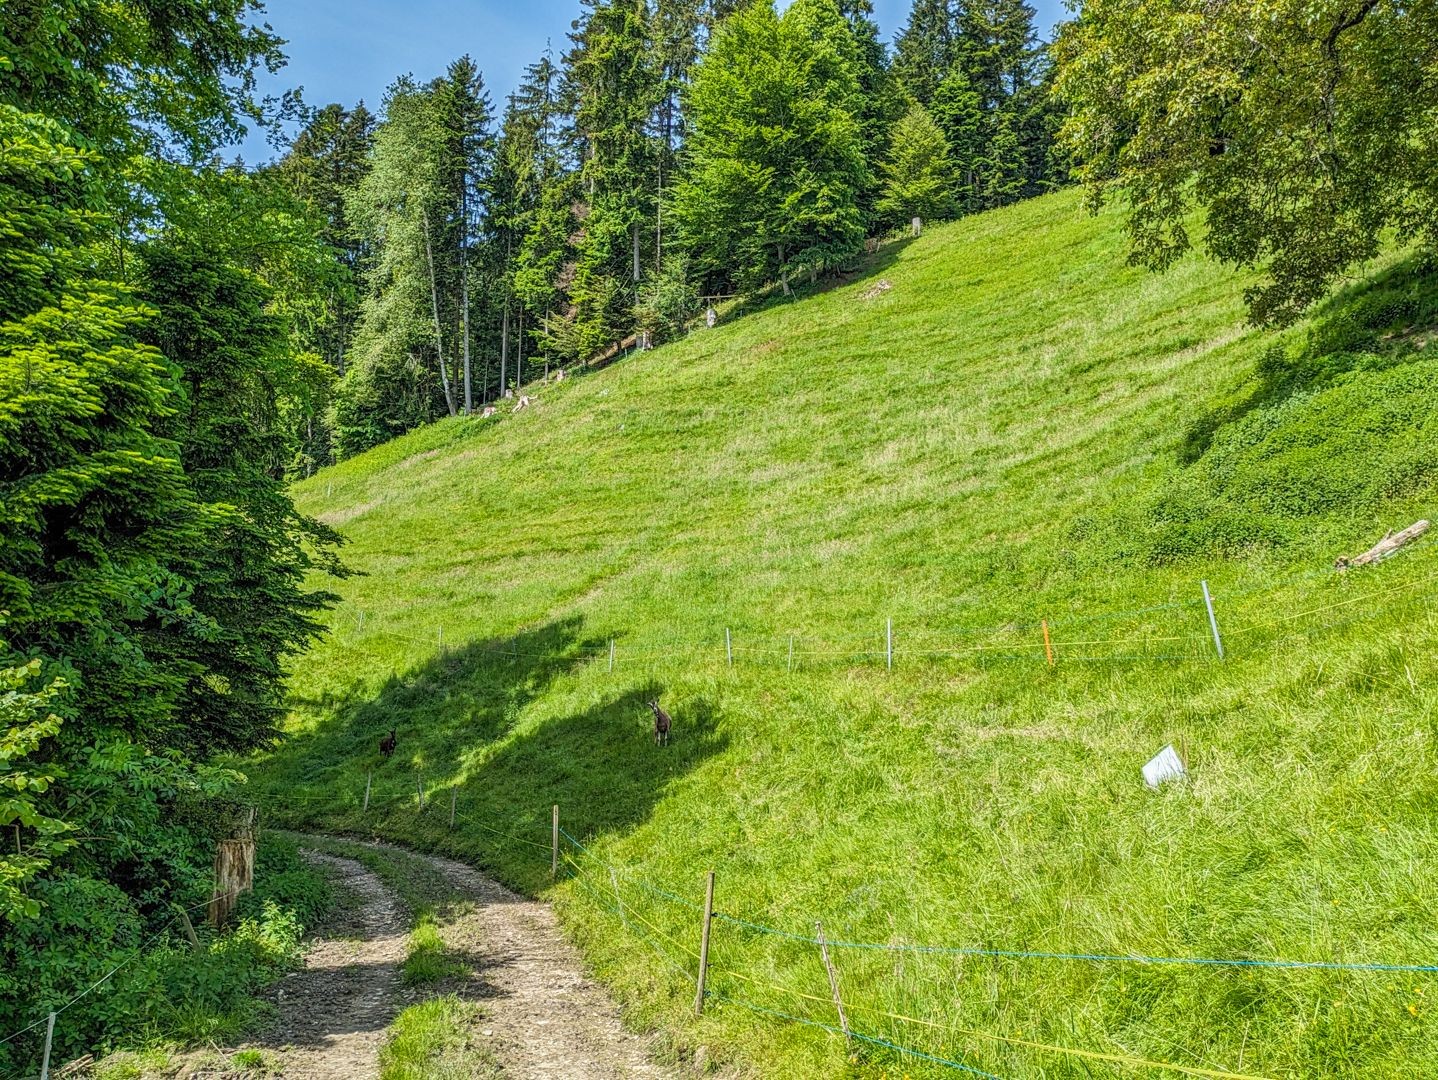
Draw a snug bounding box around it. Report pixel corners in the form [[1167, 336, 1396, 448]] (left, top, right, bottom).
[[1202, 580, 1225, 660], [40, 1012, 55, 1080]]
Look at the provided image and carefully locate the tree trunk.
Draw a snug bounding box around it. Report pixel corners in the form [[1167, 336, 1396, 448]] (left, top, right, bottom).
[[633, 221, 641, 283], [461, 253, 472, 415], [421, 205, 457, 418], [500, 303, 510, 398], [516, 309, 525, 388]]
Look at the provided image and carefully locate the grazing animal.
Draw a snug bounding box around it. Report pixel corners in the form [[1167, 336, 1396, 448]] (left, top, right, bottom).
[[647, 700, 672, 747], [379, 728, 397, 757]]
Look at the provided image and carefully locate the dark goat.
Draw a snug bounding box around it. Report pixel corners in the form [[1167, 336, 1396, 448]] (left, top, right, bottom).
[[647, 700, 672, 746], [379, 728, 397, 757]]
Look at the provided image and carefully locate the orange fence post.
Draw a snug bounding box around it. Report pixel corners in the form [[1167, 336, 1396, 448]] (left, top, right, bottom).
[[1042, 619, 1055, 667]]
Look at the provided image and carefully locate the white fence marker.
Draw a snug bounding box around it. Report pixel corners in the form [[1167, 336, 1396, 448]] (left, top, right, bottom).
[[1201, 580, 1224, 660], [725, 627, 732, 666], [886, 618, 893, 671], [608, 639, 615, 673]]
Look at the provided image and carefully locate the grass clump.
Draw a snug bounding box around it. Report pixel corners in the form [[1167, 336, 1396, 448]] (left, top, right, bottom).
[[255, 188, 1438, 1077], [403, 913, 464, 985], [378, 997, 501, 1080]]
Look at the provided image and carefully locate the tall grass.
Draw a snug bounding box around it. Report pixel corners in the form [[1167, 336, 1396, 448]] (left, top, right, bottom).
[[256, 189, 1438, 1077]]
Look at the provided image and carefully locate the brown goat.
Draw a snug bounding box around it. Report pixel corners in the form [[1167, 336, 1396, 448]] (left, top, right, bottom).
[[647, 700, 671, 746], [379, 728, 397, 757]]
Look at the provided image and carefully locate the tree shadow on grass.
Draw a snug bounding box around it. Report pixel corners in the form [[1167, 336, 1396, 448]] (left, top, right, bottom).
[[262, 616, 727, 893], [1177, 253, 1438, 465]]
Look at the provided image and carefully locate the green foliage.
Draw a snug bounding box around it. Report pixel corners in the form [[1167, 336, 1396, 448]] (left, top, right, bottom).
[[878, 101, 956, 224], [635, 255, 701, 343], [1055, 0, 1438, 325], [0, 644, 72, 922], [674, 0, 870, 294], [0, 4, 343, 1069]]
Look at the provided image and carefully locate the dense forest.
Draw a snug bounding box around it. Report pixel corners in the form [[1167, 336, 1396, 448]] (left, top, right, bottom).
[[272, 0, 1066, 465], [4, 0, 1434, 1068]]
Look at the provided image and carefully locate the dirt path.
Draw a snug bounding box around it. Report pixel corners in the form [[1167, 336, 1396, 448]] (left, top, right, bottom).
[[252, 850, 408, 1079], [243, 839, 674, 1080]]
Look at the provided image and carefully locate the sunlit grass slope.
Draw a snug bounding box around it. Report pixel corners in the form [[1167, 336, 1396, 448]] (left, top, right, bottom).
[[259, 188, 1438, 1078]]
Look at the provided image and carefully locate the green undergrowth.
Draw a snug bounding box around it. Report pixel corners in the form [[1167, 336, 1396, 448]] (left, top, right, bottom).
[[51, 834, 332, 1077], [254, 188, 1438, 1077]]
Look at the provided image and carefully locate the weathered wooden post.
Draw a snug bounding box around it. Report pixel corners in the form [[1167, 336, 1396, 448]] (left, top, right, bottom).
[[363, 772, 372, 814], [787, 636, 794, 673], [694, 871, 715, 1016], [449, 790, 457, 828], [1042, 619, 1054, 667], [886, 618, 893, 671], [725, 628, 732, 667], [608, 639, 615, 673]]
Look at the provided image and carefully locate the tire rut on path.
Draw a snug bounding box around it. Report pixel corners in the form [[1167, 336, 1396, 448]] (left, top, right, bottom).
[[246, 839, 673, 1080], [353, 838, 674, 1080], [251, 850, 407, 1079]]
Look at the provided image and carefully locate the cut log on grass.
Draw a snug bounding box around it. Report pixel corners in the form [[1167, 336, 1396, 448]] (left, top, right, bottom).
[[1335, 520, 1430, 570]]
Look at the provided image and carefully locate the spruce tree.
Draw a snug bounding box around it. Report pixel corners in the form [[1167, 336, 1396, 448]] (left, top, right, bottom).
[[893, 0, 956, 106], [930, 68, 987, 210], [566, 0, 661, 355]]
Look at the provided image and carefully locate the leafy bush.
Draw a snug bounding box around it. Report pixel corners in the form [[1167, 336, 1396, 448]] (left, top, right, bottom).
[[0, 833, 330, 1074]]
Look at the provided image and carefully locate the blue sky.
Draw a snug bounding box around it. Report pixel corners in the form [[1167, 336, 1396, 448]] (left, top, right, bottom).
[[235, 0, 1071, 161]]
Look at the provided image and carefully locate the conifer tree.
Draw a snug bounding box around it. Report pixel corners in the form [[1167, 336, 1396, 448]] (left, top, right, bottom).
[[893, 0, 956, 106], [930, 67, 987, 209], [567, 0, 661, 354]]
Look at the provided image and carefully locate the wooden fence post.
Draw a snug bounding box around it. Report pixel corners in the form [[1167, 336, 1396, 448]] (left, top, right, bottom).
[[725, 628, 732, 666], [608, 639, 615, 673], [551, 805, 560, 880], [39, 1011, 54, 1080], [1042, 619, 1054, 667], [363, 772, 372, 814], [694, 870, 715, 1017], [816, 921, 851, 1044], [886, 618, 893, 671], [1202, 580, 1225, 660], [787, 635, 794, 673], [449, 790, 457, 828]]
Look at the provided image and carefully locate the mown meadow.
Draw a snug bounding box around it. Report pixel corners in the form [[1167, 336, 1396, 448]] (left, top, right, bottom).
[[255, 187, 1438, 1078]]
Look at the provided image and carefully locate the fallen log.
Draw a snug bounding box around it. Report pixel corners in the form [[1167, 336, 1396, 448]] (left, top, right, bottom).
[[1335, 520, 1430, 570]]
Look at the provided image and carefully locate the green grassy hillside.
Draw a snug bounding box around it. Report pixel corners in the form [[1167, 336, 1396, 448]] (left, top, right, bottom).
[[256, 188, 1438, 1078]]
